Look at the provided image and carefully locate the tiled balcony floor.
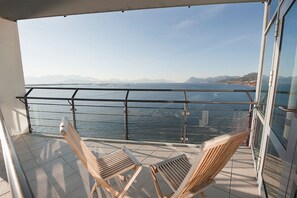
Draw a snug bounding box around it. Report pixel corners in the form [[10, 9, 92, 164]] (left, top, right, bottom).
[[1, 134, 259, 198]]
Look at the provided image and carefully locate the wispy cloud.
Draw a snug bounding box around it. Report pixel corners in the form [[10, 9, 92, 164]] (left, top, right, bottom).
[[199, 5, 226, 20], [172, 19, 195, 31], [199, 34, 251, 53], [169, 4, 226, 33], [223, 34, 250, 45]]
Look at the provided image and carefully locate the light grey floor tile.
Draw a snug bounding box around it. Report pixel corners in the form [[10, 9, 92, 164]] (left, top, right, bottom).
[[14, 145, 30, 155], [0, 181, 10, 196], [25, 167, 48, 182], [46, 164, 76, 186], [52, 173, 84, 197], [40, 157, 67, 173], [56, 146, 73, 156], [63, 185, 91, 198], [24, 136, 46, 145], [0, 170, 8, 182], [67, 159, 84, 173], [61, 152, 78, 163], [22, 158, 39, 171], [29, 179, 59, 198], [29, 141, 50, 151], [0, 192, 12, 198], [18, 151, 34, 162], [231, 178, 260, 198]]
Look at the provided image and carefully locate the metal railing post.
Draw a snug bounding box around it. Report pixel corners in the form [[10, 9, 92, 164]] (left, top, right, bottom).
[[248, 103, 253, 129], [245, 91, 253, 129], [124, 90, 130, 140], [24, 88, 33, 133], [181, 90, 189, 143], [246, 91, 254, 146], [71, 89, 79, 130]]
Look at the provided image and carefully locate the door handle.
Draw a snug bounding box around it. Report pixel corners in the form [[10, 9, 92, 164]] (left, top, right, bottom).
[[278, 106, 297, 113]]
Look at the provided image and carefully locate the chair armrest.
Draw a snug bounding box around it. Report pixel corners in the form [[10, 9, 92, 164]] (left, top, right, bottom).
[[122, 146, 142, 167]]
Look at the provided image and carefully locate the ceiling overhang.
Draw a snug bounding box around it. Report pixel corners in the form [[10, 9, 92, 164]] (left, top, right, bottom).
[[0, 0, 265, 21]]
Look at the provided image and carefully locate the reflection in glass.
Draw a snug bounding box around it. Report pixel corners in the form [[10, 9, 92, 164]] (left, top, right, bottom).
[[268, 0, 279, 22], [271, 1, 297, 148], [253, 118, 263, 172], [263, 138, 283, 198], [259, 21, 276, 115]]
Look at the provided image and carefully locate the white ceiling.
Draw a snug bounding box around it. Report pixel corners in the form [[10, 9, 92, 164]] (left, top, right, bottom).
[[0, 0, 265, 21]]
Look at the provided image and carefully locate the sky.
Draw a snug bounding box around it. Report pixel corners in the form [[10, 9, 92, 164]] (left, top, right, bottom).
[[18, 3, 264, 83]]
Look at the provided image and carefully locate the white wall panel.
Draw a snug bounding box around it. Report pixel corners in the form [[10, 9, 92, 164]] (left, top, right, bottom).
[[0, 18, 28, 134]]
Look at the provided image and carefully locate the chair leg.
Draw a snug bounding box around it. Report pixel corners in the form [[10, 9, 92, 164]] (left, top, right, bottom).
[[200, 191, 206, 198], [90, 183, 97, 198], [150, 166, 164, 198], [118, 174, 127, 181], [118, 166, 142, 198]]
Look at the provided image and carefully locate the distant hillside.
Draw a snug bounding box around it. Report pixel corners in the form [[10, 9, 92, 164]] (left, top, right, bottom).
[[219, 72, 258, 86], [185, 75, 240, 83], [185, 72, 258, 86]]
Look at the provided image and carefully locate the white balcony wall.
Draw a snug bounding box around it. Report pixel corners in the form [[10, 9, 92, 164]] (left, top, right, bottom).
[[0, 18, 28, 134]]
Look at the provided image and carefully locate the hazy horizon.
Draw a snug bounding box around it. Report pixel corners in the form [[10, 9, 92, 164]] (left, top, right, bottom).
[[24, 72, 257, 84]]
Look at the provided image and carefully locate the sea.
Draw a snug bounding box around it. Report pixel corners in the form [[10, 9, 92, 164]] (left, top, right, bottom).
[[27, 83, 255, 144]]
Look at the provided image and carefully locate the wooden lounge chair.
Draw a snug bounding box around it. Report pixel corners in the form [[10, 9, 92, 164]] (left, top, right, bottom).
[[59, 117, 142, 198], [150, 129, 250, 198]]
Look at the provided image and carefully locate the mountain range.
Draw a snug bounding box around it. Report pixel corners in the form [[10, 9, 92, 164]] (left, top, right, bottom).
[[185, 75, 240, 83], [25, 73, 258, 85], [185, 73, 258, 86]]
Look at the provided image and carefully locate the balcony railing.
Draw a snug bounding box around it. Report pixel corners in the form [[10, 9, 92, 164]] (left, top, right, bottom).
[[17, 87, 256, 144]]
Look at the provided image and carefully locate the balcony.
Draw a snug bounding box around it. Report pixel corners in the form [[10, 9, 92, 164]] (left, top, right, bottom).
[[1, 134, 259, 198], [0, 87, 260, 197]]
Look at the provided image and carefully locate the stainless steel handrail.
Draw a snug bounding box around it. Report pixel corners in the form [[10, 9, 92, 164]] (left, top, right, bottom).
[[0, 110, 34, 198], [17, 87, 256, 104], [17, 87, 256, 142]]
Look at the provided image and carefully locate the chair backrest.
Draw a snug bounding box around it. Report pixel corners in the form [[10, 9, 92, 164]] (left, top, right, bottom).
[[59, 117, 101, 179], [175, 129, 250, 197]]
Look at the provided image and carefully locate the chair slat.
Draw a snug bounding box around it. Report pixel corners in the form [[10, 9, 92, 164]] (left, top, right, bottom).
[[159, 164, 180, 190], [157, 156, 192, 191]]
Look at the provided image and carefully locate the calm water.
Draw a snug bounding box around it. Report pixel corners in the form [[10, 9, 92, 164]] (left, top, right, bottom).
[[27, 83, 255, 143]]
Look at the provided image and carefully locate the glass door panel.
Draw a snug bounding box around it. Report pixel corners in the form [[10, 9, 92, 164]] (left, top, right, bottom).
[[263, 138, 284, 198], [253, 117, 264, 173], [268, 0, 279, 21], [271, 2, 297, 148], [259, 21, 276, 115]]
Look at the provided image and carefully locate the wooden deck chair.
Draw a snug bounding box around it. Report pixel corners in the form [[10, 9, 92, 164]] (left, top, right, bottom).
[[60, 117, 142, 198], [150, 129, 250, 198]]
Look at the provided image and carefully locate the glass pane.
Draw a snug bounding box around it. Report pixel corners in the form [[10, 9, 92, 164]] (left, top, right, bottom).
[[259, 20, 276, 115], [271, 1, 297, 148], [253, 118, 264, 172], [268, 0, 279, 22], [263, 138, 283, 198]]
